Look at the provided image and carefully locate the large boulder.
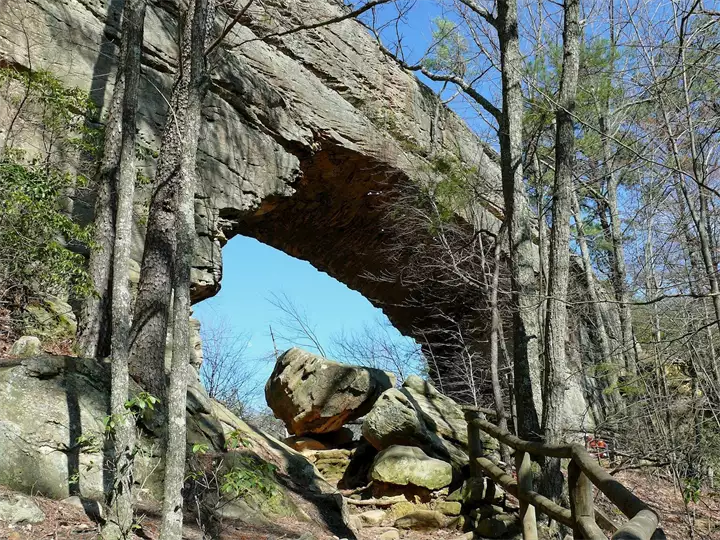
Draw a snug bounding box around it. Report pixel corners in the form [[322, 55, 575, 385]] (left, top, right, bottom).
[[0, 355, 357, 539], [0, 355, 160, 502], [0, 493, 45, 525], [369, 446, 452, 491], [362, 378, 470, 469], [266, 348, 395, 435], [402, 375, 467, 446]]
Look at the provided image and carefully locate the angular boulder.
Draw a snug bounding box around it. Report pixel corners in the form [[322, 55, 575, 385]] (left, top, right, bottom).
[[0, 355, 357, 539], [402, 375, 467, 446], [266, 348, 395, 435], [370, 446, 452, 490], [362, 378, 469, 468]]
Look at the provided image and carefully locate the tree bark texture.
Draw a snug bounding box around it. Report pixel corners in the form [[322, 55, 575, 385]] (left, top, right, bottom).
[[158, 0, 214, 537], [100, 0, 147, 538], [497, 0, 542, 441], [76, 53, 125, 359], [127, 7, 201, 402], [541, 0, 580, 500]]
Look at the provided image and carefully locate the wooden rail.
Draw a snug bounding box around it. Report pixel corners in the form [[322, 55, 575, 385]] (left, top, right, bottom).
[[463, 409, 666, 540]]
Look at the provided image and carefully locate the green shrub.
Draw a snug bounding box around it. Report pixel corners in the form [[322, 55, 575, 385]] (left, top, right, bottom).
[[0, 67, 98, 334]]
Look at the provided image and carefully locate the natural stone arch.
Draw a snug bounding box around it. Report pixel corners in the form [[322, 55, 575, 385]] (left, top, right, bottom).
[[0, 0, 594, 426]]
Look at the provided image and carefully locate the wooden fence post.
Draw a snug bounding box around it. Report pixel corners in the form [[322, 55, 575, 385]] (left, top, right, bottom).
[[569, 460, 605, 539], [464, 407, 483, 478], [515, 450, 538, 540]]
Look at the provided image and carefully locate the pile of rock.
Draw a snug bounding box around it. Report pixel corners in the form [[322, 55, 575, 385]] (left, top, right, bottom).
[[265, 348, 520, 538]]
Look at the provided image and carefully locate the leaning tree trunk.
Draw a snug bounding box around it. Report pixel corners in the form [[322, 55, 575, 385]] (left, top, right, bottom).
[[76, 47, 127, 359], [571, 190, 621, 417], [497, 0, 542, 441], [541, 0, 580, 501], [158, 0, 214, 537], [127, 18, 199, 402], [100, 0, 147, 538]]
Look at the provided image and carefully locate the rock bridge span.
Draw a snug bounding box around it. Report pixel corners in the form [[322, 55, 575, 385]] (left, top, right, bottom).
[[0, 0, 592, 424], [0, 0, 501, 336]]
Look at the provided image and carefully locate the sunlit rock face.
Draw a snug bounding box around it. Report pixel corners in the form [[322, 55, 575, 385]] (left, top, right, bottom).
[[266, 348, 395, 436], [0, 0, 499, 312], [0, 0, 594, 430]]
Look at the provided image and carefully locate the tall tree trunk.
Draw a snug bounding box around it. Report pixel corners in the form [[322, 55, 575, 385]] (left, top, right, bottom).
[[541, 0, 580, 500], [76, 51, 127, 359], [489, 230, 512, 466], [127, 8, 201, 401], [159, 0, 213, 537], [571, 190, 621, 416], [497, 0, 542, 441], [599, 119, 638, 375], [100, 0, 147, 538]]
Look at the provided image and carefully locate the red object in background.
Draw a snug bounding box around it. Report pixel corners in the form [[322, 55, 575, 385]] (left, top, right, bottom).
[[586, 436, 609, 458]]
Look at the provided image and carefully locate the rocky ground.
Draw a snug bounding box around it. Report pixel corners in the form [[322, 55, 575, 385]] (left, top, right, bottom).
[[2, 345, 718, 540], [2, 472, 719, 539]]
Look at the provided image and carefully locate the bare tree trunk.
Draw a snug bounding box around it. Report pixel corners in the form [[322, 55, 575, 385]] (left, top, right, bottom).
[[600, 119, 638, 375], [497, 0, 542, 441], [571, 190, 621, 415], [159, 0, 213, 537], [541, 0, 580, 500], [100, 0, 147, 537], [76, 48, 126, 358], [489, 230, 511, 466]]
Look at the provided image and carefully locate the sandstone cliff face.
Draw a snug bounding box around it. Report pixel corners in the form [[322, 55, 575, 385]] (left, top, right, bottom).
[[0, 0, 591, 427], [0, 0, 500, 313]]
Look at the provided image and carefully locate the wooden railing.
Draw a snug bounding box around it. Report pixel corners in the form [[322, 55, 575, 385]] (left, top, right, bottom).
[[464, 408, 665, 540]]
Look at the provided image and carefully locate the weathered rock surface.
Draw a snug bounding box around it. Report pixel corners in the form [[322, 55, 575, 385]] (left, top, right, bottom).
[[362, 378, 470, 468], [402, 375, 468, 446], [305, 449, 353, 481], [285, 436, 330, 452], [0, 493, 45, 524], [394, 509, 452, 529], [378, 529, 400, 540], [369, 446, 452, 490], [434, 501, 462, 516], [285, 427, 355, 451], [9, 336, 42, 358], [356, 509, 386, 527], [266, 348, 395, 435], [469, 504, 505, 525], [0, 355, 356, 538], [475, 513, 519, 538], [0, 0, 499, 313], [23, 296, 77, 340], [448, 478, 505, 506], [0, 0, 591, 430]]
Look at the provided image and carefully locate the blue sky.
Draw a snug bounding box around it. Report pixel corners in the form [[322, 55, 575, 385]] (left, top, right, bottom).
[[192, 236, 413, 406], [193, 2, 490, 407]]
